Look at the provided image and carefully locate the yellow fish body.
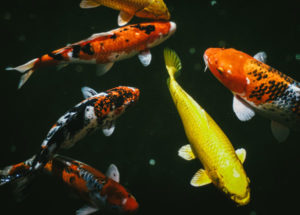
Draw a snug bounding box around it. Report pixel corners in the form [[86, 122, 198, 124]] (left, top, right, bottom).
[[80, 0, 170, 26], [164, 49, 250, 205]]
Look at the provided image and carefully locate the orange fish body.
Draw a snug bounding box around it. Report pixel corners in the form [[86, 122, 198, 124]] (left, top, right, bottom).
[[7, 21, 176, 89], [1, 155, 138, 214], [204, 48, 300, 142], [80, 0, 170, 26]]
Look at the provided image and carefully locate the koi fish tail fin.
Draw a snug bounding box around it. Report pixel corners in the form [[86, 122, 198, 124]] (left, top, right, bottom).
[[6, 58, 39, 89], [163, 48, 182, 84], [0, 155, 36, 186], [80, 0, 101, 8]]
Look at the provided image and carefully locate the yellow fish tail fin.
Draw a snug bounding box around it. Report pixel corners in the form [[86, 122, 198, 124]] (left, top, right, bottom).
[[164, 48, 182, 81]]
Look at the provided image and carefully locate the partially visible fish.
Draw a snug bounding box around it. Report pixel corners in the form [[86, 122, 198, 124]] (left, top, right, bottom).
[[0, 154, 138, 215], [80, 0, 170, 26], [164, 48, 250, 205], [204, 48, 300, 142], [0, 86, 139, 184], [6, 21, 176, 89]]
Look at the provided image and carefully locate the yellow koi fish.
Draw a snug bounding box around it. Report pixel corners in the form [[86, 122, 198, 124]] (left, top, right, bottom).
[[164, 48, 250, 205], [80, 0, 170, 26]]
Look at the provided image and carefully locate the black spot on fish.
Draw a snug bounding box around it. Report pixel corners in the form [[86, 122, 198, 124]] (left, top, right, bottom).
[[48, 52, 64, 61], [72, 45, 81, 58], [110, 34, 117, 40], [125, 39, 129, 43], [81, 43, 94, 55], [131, 24, 155, 35]]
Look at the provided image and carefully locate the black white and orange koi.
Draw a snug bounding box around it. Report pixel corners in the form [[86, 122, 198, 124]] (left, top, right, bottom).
[[204, 48, 300, 142], [7, 21, 176, 89], [0, 86, 139, 183], [0, 154, 138, 215]]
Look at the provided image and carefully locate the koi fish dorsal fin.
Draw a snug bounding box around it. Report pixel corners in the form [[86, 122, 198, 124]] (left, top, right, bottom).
[[76, 205, 98, 215], [178, 144, 196, 160], [81, 86, 98, 99], [106, 164, 120, 183], [88, 31, 114, 40], [118, 11, 134, 26], [232, 95, 255, 121], [235, 148, 246, 164], [271, 121, 290, 142], [79, 0, 101, 9], [190, 169, 212, 187]]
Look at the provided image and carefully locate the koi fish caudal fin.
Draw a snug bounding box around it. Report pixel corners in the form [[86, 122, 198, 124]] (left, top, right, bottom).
[[6, 58, 39, 89], [164, 48, 182, 84]]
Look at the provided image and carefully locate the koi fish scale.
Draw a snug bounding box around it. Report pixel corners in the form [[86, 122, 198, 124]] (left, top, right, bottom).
[[8, 21, 176, 89]]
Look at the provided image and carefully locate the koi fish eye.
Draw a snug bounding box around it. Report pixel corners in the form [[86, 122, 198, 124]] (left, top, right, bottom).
[[217, 67, 224, 75]]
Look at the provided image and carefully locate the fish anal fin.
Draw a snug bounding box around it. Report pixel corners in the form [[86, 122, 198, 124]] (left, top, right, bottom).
[[178, 144, 196, 161], [102, 120, 115, 137], [190, 169, 212, 187], [118, 11, 134, 26], [96, 62, 114, 76], [233, 95, 255, 121], [235, 148, 246, 164], [271, 120, 290, 142], [76, 205, 98, 215], [79, 0, 101, 9]]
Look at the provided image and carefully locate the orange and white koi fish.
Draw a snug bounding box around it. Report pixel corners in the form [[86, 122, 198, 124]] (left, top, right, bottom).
[[7, 21, 176, 89], [0, 154, 138, 215], [204, 48, 300, 142], [79, 0, 170, 26], [0, 86, 139, 184]]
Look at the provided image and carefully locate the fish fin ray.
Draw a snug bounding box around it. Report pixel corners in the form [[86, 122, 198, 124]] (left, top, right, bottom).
[[233, 95, 255, 121], [106, 164, 120, 182], [79, 0, 101, 9], [253, 51, 267, 63], [6, 58, 39, 89], [76, 205, 99, 215], [235, 148, 246, 164], [138, 50, 152, 66], [178, 144, 196, 161], [118, 11, 134, 26], [190, 169, 212, 187], [96, 62, 114, 76], [271, 121, 290, 142], [164, 48, 182, 81], [81, 86, 98, 99]]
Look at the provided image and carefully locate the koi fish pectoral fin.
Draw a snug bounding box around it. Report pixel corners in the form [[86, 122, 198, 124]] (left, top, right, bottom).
[[233, 95, 255, 121], [102, 120, 115, 136], [76, 205, 99, 215], [270, 121, 290, 142], [253, 51, 267, 63], [235, 148, 246, 164], [178, 144, 196, 161], [190, 169, 212, 187], [96, 62, 114, 76], [118, 11, 134, 26], [81, 86, 98, 99], [79, 0, 101, 9], [106, 164, 120, 183], [138, 50, 152, 67]]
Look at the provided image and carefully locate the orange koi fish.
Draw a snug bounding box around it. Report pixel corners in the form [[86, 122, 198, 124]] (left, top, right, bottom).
[[0, 154, 138, 215], [79, 0, 170, 26], [6, 21, 176, 89], [204, 48, 300, 142]]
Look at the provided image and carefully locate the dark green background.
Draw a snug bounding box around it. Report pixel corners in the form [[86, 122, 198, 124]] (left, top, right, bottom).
[[1, 0, 299, 214]]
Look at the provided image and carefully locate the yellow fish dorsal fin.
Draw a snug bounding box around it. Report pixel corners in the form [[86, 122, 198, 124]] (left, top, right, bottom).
[[178, 144, 196, 161], [80, 0, 101, 9], [164, 48, 182, 81], [235, 148, 246, 164], [190, 169, 212, 187]]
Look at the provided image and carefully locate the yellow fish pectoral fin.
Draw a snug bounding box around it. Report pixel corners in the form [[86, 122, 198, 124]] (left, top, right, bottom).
[[235, 148, 246, 164], [118, 11, 134, 26], [190, 169, 212, 187], [80, 0, 101, 9], [178, 144, 196, 161]]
